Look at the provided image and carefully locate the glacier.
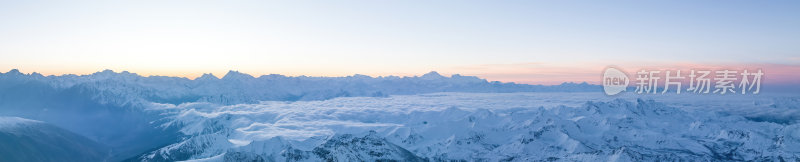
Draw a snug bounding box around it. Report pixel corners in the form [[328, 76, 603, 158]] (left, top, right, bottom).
[[0, 69, 798, 161]]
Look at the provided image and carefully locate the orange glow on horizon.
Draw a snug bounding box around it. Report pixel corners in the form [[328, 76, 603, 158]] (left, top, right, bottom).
[[2, 62, 798, 86]]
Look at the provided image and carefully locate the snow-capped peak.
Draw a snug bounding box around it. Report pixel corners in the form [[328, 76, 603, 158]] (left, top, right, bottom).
[[4, 69, 23, 75], [222, 70, 254, 80], [196, 73, 219, 81], [93, 69, 116, 75], [420, 71, 445, 79]]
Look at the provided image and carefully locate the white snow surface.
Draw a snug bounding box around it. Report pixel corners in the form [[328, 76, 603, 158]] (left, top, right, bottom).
[[142, 92, 800, 161], [0, 116, 42, 129]]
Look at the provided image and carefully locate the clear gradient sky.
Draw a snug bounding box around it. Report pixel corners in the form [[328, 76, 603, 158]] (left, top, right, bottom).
[[0, 1, 798, 85]]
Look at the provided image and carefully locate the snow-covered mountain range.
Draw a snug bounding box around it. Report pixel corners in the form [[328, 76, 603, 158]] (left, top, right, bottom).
[[0, 69, 597, 161], [132, 93, 800, 161], [0, 69, 798, 161], [0, 69, 598, 106]]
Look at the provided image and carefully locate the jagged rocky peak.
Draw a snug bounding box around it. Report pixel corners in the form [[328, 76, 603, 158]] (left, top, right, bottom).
[[29, 72, 45, 78], [4, 69, 24, 75], [257, 73, 288, 79], [450, 74, 486, 83], [118, 70, 139, 76], [313, 132, 425, 161], [349, 74, 373, 79], [196, 73, 219, 81], [222, 70, 255, 80], [420, 71, 445, 79], [1, 69, 39, 80], [87, 69, 141, 80], [93, 69, 115, 75], [88, 69, 118, 78]]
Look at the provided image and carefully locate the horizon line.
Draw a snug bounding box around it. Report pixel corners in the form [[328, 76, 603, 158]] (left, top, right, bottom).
[[0, 68, 598, 86]]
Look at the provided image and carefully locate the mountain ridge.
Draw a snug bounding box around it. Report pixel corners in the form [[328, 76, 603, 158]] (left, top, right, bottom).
[[0, 69, 601, 106]]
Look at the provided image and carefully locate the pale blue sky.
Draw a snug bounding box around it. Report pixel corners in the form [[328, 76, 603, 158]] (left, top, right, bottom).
[[0, 1, 798, 83]]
